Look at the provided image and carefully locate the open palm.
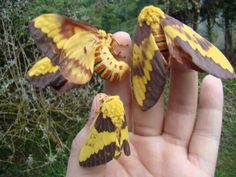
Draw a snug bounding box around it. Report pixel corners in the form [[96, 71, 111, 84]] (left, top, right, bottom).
[[66, 32, 223, 177]]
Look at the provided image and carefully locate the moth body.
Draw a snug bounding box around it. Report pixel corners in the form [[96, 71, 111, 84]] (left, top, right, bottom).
[[139, 6, 170, 62], [101, 96, 127, 159], [94, 30, 130, 82]]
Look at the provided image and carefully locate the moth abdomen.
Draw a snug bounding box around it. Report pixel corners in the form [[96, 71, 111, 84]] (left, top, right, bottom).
[[153, 25, 170, 60]]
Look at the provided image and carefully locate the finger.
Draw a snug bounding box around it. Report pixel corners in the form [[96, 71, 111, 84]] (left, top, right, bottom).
[[163, 59, 198, 147], [189, 75, 223, 176], [132, 92, 165, 136], [103, 32, 132, 129], [66, 94, 108, 177], [66, 128, 106, 177]]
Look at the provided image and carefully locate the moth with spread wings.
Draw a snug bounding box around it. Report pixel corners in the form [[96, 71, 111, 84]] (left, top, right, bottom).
[[26, 14, 130, 91], [132, 5, 236, 111], [79, 94, 130, 167]]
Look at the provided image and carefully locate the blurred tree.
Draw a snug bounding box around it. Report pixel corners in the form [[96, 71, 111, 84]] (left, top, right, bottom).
[[200, 0, 236, 60], [191, 0, 201, 30], [220, 0, 236, 59], [200, 0, 221, 42], [164, 0, 191, 22]]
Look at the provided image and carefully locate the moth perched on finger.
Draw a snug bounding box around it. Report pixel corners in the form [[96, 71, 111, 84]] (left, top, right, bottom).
[[79, 94, 130, 167], [26, 14, 130, 91], [132, 5, 236, 111]]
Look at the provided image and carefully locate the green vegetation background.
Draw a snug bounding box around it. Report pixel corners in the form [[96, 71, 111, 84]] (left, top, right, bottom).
[[0, 0, 235, 176]]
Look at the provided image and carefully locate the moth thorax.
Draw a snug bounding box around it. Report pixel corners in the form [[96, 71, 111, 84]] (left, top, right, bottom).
[[112, 116, 124, 128], [138, 5, 165, 27], [101, 96, 124, 127]]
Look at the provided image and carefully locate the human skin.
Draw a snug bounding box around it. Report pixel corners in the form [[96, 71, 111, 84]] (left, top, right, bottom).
[[66, 32, 223, 177]]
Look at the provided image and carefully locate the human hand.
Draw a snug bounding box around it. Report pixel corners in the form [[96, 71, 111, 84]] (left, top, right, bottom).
[[66, 32, 223, 177]]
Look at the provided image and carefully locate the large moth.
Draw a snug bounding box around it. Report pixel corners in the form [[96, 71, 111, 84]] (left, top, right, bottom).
[[79, 93, 130, 167], [132, 5, 236, 111], [26, 14, 130, 91]]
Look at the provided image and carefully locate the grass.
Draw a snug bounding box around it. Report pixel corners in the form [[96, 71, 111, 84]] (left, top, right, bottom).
[[217, 120, 236, 177], [216, 79, 236, 177]]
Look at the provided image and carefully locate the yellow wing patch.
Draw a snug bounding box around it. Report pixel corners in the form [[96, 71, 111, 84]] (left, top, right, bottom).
[[26, 57, 69, 89], [28, 57, 59, 77], [79, 95, 130, 167]]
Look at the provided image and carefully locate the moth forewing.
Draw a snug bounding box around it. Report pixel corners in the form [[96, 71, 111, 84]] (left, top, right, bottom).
[[160, 14, 236, 79], [132, 19, 168, 111]]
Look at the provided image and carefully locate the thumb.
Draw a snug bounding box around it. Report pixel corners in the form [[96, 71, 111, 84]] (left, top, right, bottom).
[[66, 94, 108, 177]]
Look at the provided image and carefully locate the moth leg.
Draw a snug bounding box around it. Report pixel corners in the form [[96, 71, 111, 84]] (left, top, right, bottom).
[[114, 137, 122, 159], [110, 38, 128, 59], [114, 147, 122, 159], [116, 51, 126, 59]]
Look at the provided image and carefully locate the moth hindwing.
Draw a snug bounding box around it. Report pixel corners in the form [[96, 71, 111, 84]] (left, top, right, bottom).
[[79, 95, 130, 167], [132, 5, 236, 111]]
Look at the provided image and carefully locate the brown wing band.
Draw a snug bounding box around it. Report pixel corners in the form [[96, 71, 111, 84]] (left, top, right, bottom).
[[134, 23, 152, 45], [142, 51, 168, 111], [56, 82, 80, 92], [162, 15, 212, 51], [25, 71, 66, 89], [95, 113, 116, 133], [79, 142, 116, 167], [176, 37, 236, 79], [59, 55, 93, 84], [62, 18, 98, 35], [29, 22, 61, 65]]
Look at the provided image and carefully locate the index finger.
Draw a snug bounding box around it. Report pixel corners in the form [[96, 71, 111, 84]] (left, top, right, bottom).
[[103, 31, 132, 129]]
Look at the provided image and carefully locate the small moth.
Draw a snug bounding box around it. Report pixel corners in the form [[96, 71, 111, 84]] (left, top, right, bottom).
[[132, 5, 236, 111], [27, 14, 130, 91], [79, 94, 130, 167]]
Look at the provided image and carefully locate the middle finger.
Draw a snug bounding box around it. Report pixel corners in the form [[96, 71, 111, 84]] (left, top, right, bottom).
[[163, 59, 198, 147]]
